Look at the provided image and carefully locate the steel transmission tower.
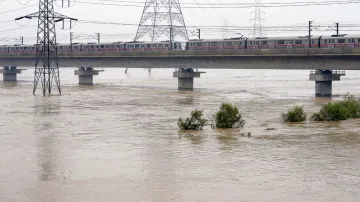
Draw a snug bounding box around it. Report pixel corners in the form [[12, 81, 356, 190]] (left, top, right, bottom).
[[16, 0, 76, 95], [250, 0, 264, 37], [134, 0, 189, 41]]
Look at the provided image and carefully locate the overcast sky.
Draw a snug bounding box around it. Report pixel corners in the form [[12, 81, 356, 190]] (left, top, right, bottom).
[[0, 0, 359, 45]]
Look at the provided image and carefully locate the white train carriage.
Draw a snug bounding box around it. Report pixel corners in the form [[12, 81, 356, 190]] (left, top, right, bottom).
[[70, 43, 83, 52], [125, 41, 182, 51], [247, 36, 320, 49], [8, 45, 37, 53], [320, 34, 360, 48], [186, 38, 244, 51], [0, 45, 9, 53], [82, 43, 99, 52], [57, 43, 71, 52], [96, 42, 125, 52]]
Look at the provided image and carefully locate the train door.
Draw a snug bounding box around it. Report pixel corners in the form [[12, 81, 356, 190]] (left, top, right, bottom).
[[348, 38, 355, 48], [218, 41, 223, 50], [356, 39, 360, 48], [286, 40, 292, 49], [329, 39, 335, 48], [248, 41, 254, 49], [255, 41, 259, 49], [268, 41, 274, 49]]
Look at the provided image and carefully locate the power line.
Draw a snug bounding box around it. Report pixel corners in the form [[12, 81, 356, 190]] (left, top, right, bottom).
[[72, 0, 360, 8], [76, 0, 360, 5], [0, 4, 37, 15], [0, 25, 37, 33]]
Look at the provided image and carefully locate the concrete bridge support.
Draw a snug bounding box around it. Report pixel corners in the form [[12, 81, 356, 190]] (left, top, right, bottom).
[[309, 70, 345, 97], [0, 66, 26, 82], [173, 68, 205, 90], [74, 67, 104, 85]]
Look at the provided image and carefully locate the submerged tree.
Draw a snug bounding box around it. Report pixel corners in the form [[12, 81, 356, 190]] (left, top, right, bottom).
[[281, 105, 307, 123], [310, 94, 360, 121], [178, 109, 207, 130], [214, 103, 245, 128]]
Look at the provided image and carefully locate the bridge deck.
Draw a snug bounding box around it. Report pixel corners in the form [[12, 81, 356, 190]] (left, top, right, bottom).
[[1, 48, 360, 70]]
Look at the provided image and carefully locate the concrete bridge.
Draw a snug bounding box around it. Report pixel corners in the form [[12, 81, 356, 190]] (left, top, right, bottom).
[[0, 48, 359, 96], [0, 48, 360, 69]]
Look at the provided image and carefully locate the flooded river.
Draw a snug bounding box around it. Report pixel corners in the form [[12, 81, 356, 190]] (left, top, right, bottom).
[[1, 68, 360, 202]]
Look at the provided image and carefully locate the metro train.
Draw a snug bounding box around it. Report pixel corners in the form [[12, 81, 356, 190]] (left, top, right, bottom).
[[1, 34, 360, 53]]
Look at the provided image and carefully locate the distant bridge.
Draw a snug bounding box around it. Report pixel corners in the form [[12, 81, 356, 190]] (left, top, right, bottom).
[[1, 48, 360, 70]]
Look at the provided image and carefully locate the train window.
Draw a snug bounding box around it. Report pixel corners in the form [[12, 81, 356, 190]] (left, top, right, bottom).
[[211, 42, 217, 46], [159, 44, 163, 47], [277, 40, 284, 44], [165, 44, 168, 47], [351, 39, 355, 43], [295, 40, 302, 44], [249, 41, 252, 45], [261, 41, 267, 45], [135, 44, 139, 48], [147, 44, 151, 48], [100, 45, 104, 48], [311, 40, 315, 44], [226, 42, 232, 46], [338, 39, 345, 43], [325, 39, 327, 43]]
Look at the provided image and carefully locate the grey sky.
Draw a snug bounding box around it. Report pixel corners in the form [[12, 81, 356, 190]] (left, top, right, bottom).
[[0, 0, 358, 45]]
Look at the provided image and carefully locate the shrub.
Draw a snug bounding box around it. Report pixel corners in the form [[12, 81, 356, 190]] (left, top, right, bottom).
[[310, 94, 360, 121], [214, 103, 245, 128], [281, 105, 307, 123], [178, 109, 207, 130]]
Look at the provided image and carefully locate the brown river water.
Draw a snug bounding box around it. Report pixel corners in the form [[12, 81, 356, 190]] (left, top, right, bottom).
[[0, 68, 360, 202]]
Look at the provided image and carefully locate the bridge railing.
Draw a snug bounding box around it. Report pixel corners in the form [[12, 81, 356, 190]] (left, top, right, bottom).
[[310, 70, 346, 75]]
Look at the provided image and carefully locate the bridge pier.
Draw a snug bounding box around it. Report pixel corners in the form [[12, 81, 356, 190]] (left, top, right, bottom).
[[0, 66, 26, 82], [74, 67, 104, 85], [309, 70, 345, 97], [173, 68, 205, 90]]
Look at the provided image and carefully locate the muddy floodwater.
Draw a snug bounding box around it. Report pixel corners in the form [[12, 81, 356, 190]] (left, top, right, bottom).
[[1, 68, 360, 202]]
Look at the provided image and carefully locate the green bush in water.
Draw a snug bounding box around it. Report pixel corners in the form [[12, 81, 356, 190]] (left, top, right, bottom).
[[281, 105, 307, 123], [178, 109, 207, 130], [214, 103, 245, 128], [310, 94, 360, 121]]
